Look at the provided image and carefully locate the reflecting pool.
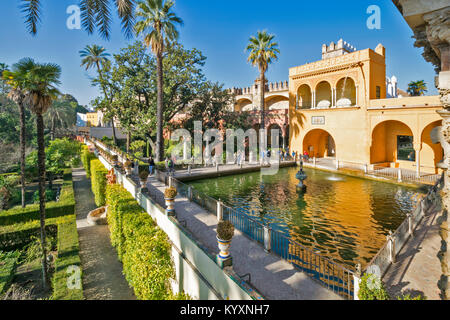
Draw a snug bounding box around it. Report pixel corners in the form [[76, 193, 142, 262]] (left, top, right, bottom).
[[189, 166, 424, 269]]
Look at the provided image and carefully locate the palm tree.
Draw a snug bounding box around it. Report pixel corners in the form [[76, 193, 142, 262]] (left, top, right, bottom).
[[134, 0, 183, 161], [20, 0, 136, 39], [79, 44, 117, 144], [2, 59, 36, 209], [44, 99, 77, 140], [0, 63, 9, 94], [407, 80, 428, 96], [246, 30, 280, 131], [21, 59, 62, 290]]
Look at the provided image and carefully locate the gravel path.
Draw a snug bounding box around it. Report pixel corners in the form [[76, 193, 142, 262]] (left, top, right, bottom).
[[73, 167, 135, 300]]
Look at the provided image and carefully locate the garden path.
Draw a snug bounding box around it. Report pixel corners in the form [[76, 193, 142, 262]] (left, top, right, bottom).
[[73, 167, 135, 300]]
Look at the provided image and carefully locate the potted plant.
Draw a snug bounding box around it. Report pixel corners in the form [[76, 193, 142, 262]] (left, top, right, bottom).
[[139, 169, 149, 189], [216, 220, 235, 267], [164, 187, 177, 216], [112, 155, 118, 166], [124, 159, 133, 175]]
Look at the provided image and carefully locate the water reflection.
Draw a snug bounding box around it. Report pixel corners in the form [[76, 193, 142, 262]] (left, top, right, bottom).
[[190, 167, 422, 268]]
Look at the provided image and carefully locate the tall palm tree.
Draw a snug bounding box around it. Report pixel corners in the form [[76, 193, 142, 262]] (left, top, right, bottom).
[[407, 80, 428, 96], [44, 99, 77, 140], [79, 44, 117, 144], [2, 59, 36, 208], [134, 0, 183, 161], [20, 0, 136, 39], [21, 59, 61, 290], [246, 30, 280, 131]]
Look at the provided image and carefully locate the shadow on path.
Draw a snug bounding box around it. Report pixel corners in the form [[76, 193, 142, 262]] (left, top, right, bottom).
[[73, 167, 135, 300]]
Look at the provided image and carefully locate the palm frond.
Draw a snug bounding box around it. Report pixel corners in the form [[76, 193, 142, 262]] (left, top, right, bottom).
[[80, 0, 97, 35], [20, 0, 41, 36], [116, 0, 136, 39], [94, 0, 112, 40]]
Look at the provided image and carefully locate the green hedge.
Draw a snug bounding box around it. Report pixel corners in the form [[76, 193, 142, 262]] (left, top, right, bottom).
[[0, 225, 58, 252], [51, 215, 83, 300], [0, 169, 75, 229], [81, 146, 96, 178], [106, 184, 175, 300], [90, 159, 108, 207], [0, 251, 21, 295]]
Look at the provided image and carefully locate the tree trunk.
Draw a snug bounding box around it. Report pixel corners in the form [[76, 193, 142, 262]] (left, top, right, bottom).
[[156, 50, 164, 162], [50, 116, 55, 141], [126, 132, 130, 154], [96, 61, 117, 145], [18, 101, 26, 208], [260, 71, 266, 131], [36, 113, 48, 290], [111, 119, 117, 146]]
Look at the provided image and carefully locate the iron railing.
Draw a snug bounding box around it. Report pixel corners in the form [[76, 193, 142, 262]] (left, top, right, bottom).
[[364, 173, 444, 276], [155, 170, 356, 299]]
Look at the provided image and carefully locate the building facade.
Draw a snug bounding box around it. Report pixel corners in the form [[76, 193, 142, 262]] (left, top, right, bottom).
[[230, 79, 290, 149], [289, 40, 443, 175]]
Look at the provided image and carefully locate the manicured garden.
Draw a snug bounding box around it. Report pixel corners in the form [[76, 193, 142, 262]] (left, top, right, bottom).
[[0, 168, 83, 300]]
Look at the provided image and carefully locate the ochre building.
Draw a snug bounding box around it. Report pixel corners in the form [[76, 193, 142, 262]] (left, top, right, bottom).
[[289, 40, 443, 175]]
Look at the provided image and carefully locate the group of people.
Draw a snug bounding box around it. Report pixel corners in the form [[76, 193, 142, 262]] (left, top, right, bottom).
[[145, 156, 174, 177]]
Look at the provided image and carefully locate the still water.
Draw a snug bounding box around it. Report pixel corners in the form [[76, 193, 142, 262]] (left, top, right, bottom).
[[189, 166, 423, 269]]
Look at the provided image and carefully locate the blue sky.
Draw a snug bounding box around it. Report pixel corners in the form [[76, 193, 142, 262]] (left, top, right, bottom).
[[0, 0, 438, 106]]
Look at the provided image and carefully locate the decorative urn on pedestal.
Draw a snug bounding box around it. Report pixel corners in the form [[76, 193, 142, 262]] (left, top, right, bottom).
[[296, 160, 307, 192], [124, 160, 133, 175], [164, 187, 177, 217], [111, 155, 119, 167], [216, 220, 235, 268], [139, 170, 149, 192]]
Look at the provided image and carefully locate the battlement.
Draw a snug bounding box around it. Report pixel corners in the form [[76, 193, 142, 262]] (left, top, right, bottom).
[[322, 39, 356, 60], [231, 80, 288, 95]]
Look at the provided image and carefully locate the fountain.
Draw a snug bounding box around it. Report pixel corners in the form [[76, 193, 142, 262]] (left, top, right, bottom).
[[295, 160, 307, 192]]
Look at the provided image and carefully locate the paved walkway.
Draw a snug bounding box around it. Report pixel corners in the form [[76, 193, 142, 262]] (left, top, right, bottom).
[[72, 167, 135, 300], [383, 202, 443, 300], [145, 175, 342, 300], [172, 161, 296, 182]]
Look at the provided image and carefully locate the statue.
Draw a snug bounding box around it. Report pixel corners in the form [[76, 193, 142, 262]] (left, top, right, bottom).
[[296, 160, 307, 192]]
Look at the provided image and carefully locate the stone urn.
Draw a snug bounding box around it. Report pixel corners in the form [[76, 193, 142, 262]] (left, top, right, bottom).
[[124, 160, 133, 175], [216, 220, 234, 268], [112, 155, 119, 167], [164, 187, 177, 216], [87, 206, 108, 225], [139, 170, 149, 190]]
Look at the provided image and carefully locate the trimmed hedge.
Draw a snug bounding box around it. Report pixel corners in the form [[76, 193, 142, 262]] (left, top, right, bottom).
[[0, 169, 75, 229], [51, 215, 83, 300], [90, 159, 108, 207], [81, 146, 96, 178], [0, 250, 21, 295], [0, 225, 58, 252], [106, 184, 175, 300]]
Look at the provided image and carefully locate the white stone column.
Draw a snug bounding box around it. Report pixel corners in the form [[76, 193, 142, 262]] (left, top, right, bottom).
[[331, 88, 335, 108], [312, 91, 316, 109], [415, 149, 421, 179]]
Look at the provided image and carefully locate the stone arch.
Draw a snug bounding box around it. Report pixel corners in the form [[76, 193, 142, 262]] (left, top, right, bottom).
[[315, 81, 332, 109], [335, 77, 356, 107], [235, 98, 253, 112], [370, 120, 415, 164], [303, 129, 336, 158], [296, 84, 312, 109], [420, 120, 443, 172], [267, 123, 283, 149], [265, 95, 289, 110]]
